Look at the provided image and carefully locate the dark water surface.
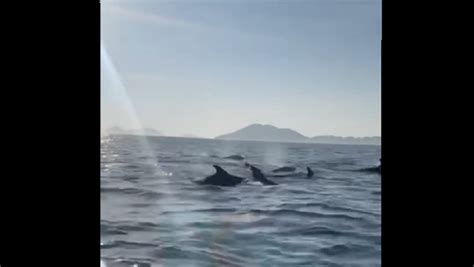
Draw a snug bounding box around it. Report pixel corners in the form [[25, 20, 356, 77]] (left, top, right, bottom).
[[101, 135, 381, 267]]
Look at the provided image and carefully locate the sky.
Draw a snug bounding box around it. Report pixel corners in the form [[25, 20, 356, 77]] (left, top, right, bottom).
[[101, 0, 381, 138]]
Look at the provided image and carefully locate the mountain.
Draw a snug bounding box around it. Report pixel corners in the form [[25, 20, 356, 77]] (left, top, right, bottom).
[[105, 126, 163, 137], [310, 135, 381, 145], [106, 126, 126, 135], [129, 128, 163, 136], [215, 124, 308, 143], [215, 124, 381, 145], [182, 134, 200, 138]]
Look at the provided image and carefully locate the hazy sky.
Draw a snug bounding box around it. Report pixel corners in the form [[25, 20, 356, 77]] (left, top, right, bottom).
[[101, 0, 381, 138]]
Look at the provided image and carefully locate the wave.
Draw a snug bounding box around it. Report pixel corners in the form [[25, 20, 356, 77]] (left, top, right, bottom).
[[277, 202, 379, 217], [101, 257, 153, 267], [100, 225, 128, 236], [248, 209, 367, 222], [101, 187, 164, 199], [101, 220, 162, 233], [157, 158, 191, 164], [161, 208, 237, 214], [149, 245, 198, 259], [101, 240, 158, 249], [101, 187, 142, 194], [281, 225, 357, 238], [149, 245, 246, 267], [319, 243, 376, 256]]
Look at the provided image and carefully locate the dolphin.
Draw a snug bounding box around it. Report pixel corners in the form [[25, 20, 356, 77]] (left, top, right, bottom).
[[360, 166, 381, 174], [245, 163, 314, 179], [196, 165, 246, 187], [272, 166, 296, 173], [249, 165, 278, 185], [223, 155, 245, 160], [267, 167, 314, 178], [359, 158, 381, 174]]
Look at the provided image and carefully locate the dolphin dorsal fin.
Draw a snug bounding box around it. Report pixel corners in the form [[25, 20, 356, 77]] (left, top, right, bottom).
[[213, 165, 227, 175], [250, 166, 266, 179]]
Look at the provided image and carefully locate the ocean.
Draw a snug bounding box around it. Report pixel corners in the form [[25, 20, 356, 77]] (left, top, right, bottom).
[[101, 135, 381, 267]]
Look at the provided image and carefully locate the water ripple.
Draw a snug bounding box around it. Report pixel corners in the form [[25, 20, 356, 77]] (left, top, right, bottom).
[[101, 136, 381, 266]]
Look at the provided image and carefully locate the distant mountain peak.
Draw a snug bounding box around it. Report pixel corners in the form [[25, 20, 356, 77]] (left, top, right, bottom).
[[215, 123, 307, 143], [215, 123, 380, 145]]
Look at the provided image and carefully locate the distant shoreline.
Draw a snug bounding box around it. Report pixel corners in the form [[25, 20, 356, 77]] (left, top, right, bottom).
[[104, 134, 381, 146], [104, 123, 380, 146]]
